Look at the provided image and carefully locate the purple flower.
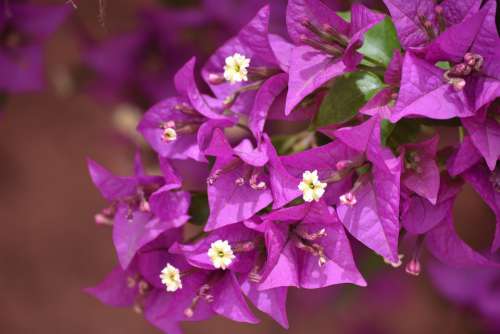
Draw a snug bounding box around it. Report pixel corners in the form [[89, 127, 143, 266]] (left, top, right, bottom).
[[383, 0, 481, 49], [88, 153, 190, 268], [401, 174, 496, 273], [256, 200, 366, 289], [204, 130, 298, 230], [334, 117, 402, 263], [169, 222, 289, 327], [0, 3, 70, 92], [391, 1, 500, 121], [138, 57, 234, 162], [86, 229, 190, 334], [202, 5, 286, 116], [284, 0, 384, 115]]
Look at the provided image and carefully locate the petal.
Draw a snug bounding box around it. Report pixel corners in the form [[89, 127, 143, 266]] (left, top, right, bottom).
[[212, 272, 259, 324], [285, 45, 347, 115], [87, 159, 138, 201], [462, 111, 500, 171], [84, 266, 136, 307], [391, 52, 473, 122]]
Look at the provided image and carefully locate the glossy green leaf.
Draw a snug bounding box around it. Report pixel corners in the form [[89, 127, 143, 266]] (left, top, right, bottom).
[[316, 71, 383, 127], [358, 17, 401, 66]]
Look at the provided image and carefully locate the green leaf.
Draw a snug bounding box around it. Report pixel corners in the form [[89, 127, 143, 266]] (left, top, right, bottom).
[[380, 119, 396, 147], [380, 119, 421, 151], [316, 71, 383, 127], [188, 193, 209, 226], [337, 11, 351, 22], [358, 17, 401, 66], [435, 61, 451, 70]]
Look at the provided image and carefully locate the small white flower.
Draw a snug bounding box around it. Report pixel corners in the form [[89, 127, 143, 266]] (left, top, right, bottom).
[[208, 240, 235, 270], [159, 263, 182, 292], [298, 170, 327, 202], [162, 127, 177, 142], [223, 53, 250, 84]]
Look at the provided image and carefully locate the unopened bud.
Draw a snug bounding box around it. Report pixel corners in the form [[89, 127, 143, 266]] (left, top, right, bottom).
[[339, 192, 357, 206], [405, 258, 421, 276]]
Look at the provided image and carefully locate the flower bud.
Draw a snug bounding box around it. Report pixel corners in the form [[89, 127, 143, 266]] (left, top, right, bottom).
[[405, 258, 421, 276]]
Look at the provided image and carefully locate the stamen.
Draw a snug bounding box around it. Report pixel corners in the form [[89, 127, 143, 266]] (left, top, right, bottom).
[[207, 73, 226, 85], [248, 265, 262, 283], [295, 239, 327, 266], [295, 228, 327, 241], [322, 24, 349, 47], [184, 284, 214, 318], [174, 103, 198, 116], [207, 158, 243, 185], [434, 5, 446, 33], [249, 169, 267, 190], [299, 35, 343, 57]]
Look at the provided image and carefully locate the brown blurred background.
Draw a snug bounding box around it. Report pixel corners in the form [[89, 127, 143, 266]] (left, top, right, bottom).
[[0, 0, 497, 333]]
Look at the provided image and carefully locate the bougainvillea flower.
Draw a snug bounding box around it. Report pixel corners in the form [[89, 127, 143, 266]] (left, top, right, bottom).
[[401, 173, 461, 235], [202, 5, 286, 115], [138, 57, 234, 162], [87, 229, 192, 334], [278, 139, 362, 206], [204, 130, 299, 230], [382, 0, 481, 49], [169, 222, 289, 327], [255, 201, 366, 289], [391, 1, 500, 121], [0, 3, 70, 92], [401, 174, 496, 271], [333, 117, 402, 263], [284, 0, 384, 115], [88, 153, 190, 268], [400, 134, 440, 204]]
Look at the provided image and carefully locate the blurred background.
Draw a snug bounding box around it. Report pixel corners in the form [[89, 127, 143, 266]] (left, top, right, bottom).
[[0, 0, 498, 333]]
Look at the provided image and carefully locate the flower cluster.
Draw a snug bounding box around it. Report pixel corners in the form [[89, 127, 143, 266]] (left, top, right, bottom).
[[87, 0, 500, 332]]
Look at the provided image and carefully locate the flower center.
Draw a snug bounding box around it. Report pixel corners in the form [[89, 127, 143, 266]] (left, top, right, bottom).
[[298, 170, 327, 202], [443, 53, 484, 91], [159, 263, 183, 292], [223, 53, 251, 84], [207, 240, 236, 270]]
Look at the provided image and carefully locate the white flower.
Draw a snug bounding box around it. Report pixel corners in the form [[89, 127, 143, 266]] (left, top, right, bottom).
[[298, 170, 327, 202], [223, 53, 250, 84], [208, 240, 235, 270], [162, 127, 177, 142], [160, 263, 182, 292]]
